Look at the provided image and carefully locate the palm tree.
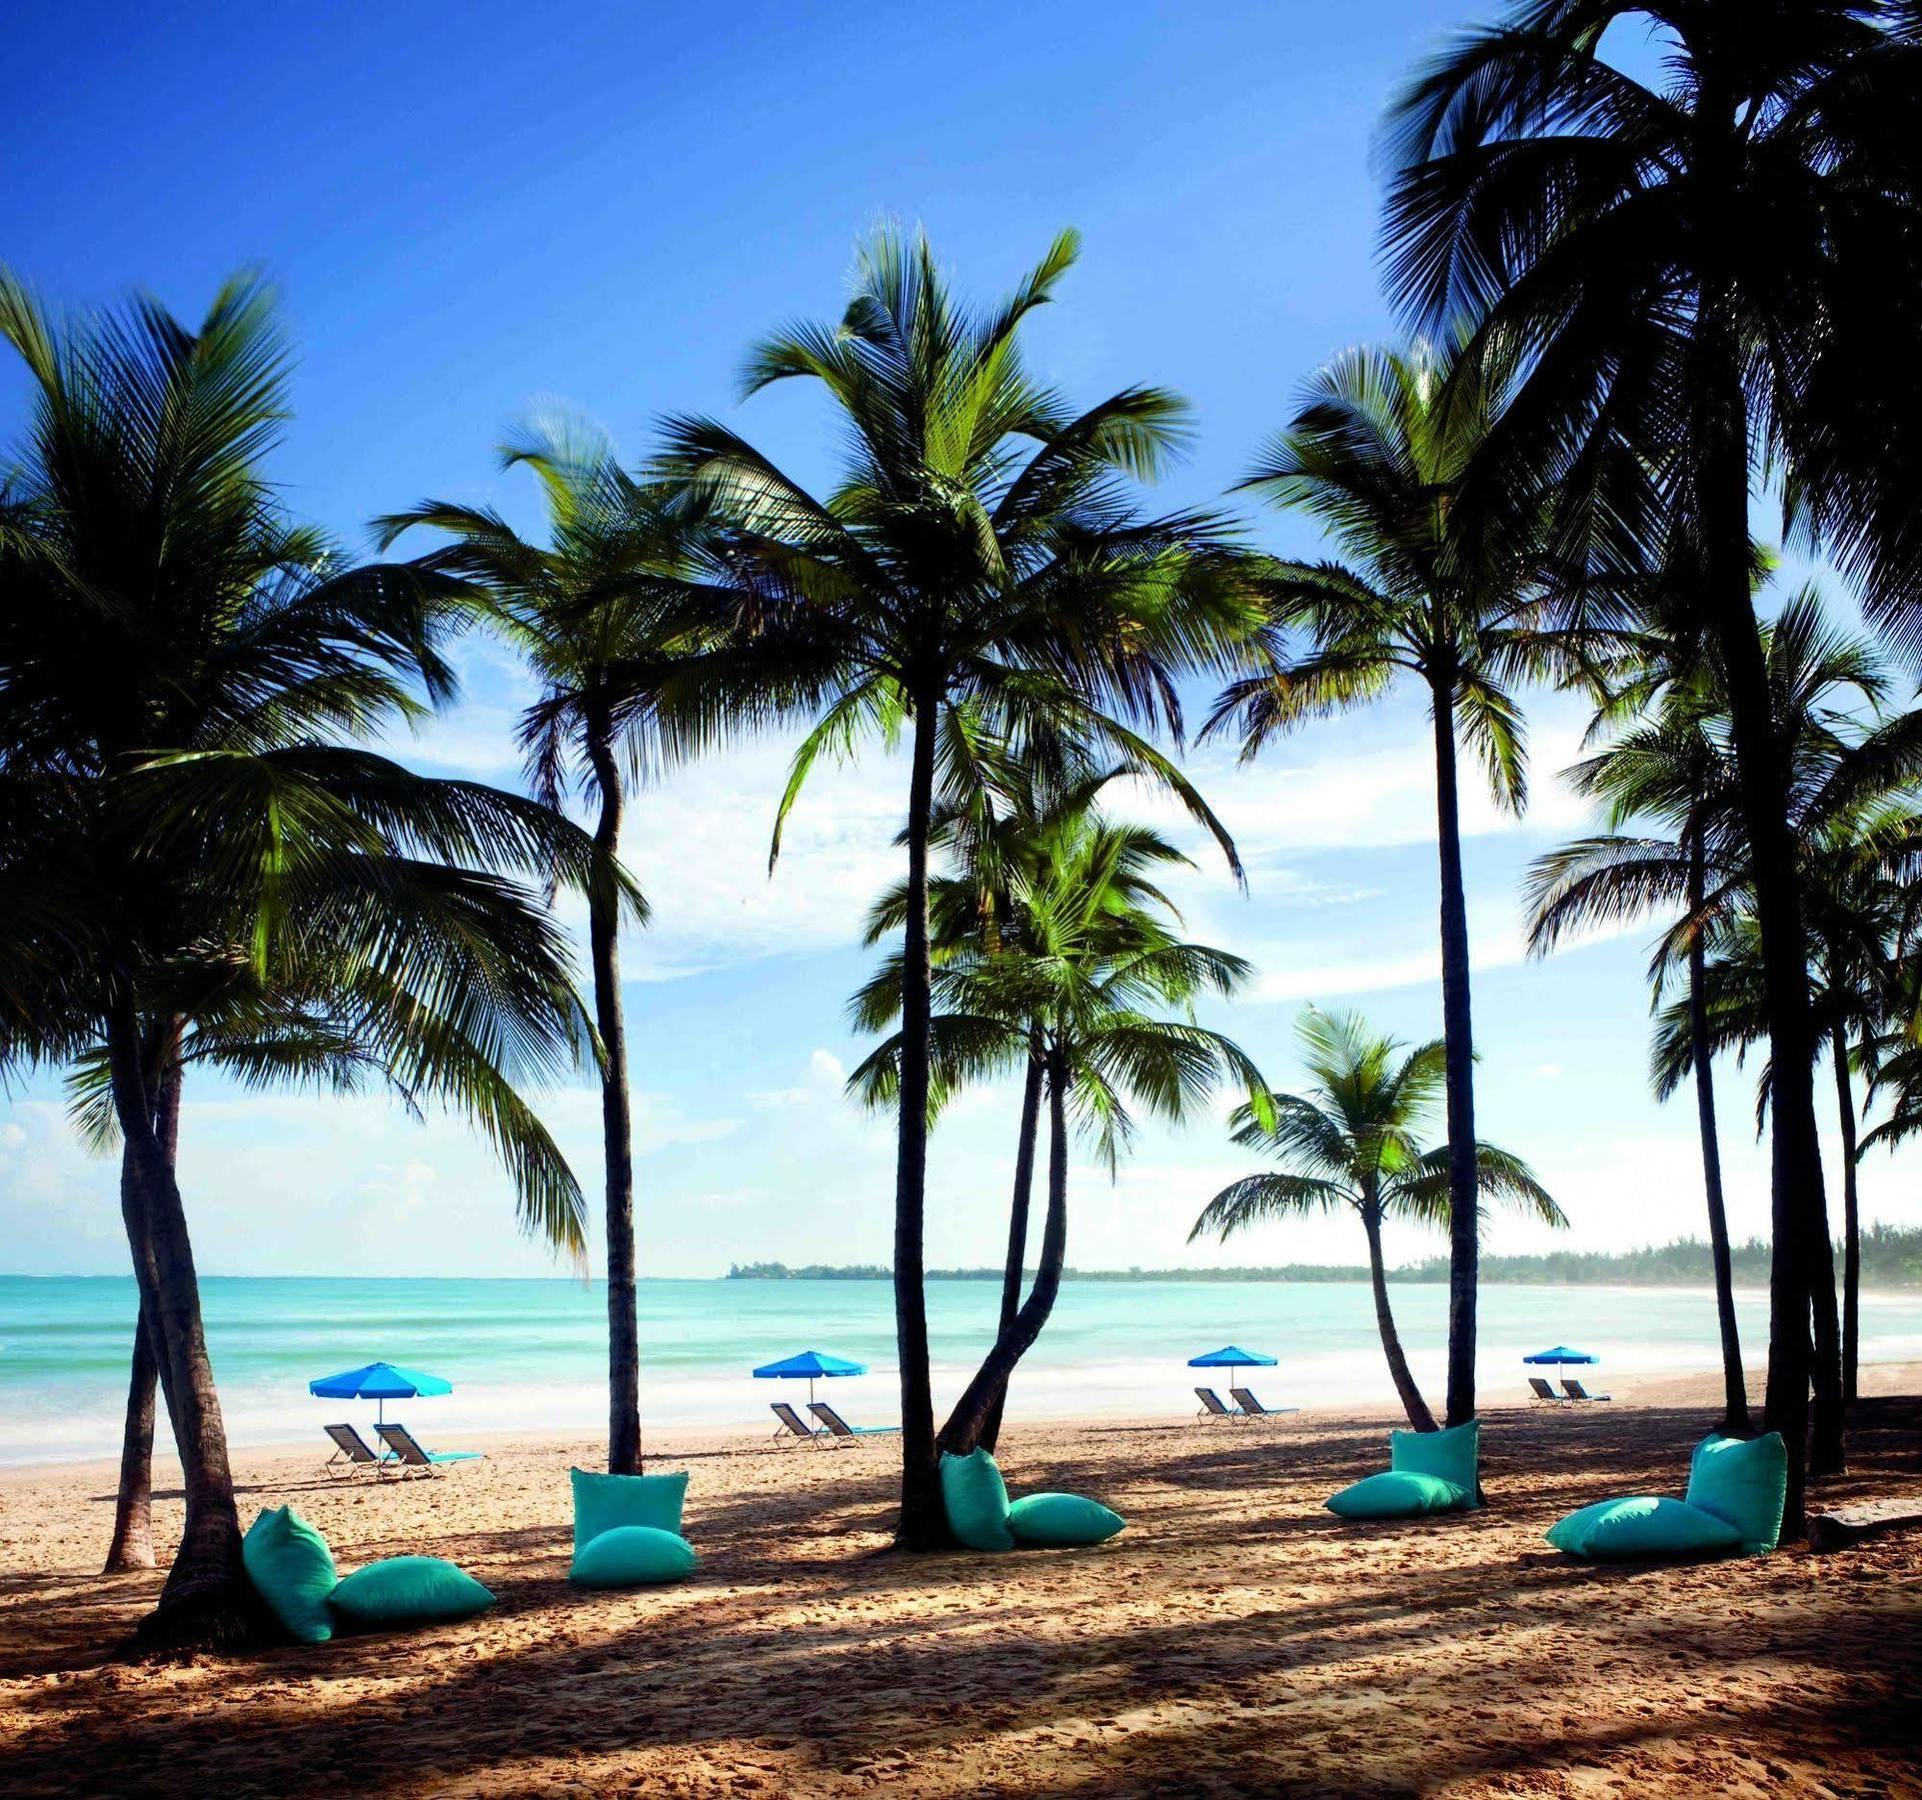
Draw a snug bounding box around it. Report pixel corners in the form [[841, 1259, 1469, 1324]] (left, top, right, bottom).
[[1534, 590, 1914, 1427], [856, 722, 1240, 1450], [1192, 1009, 1562, 1431], [1526, 682, 1752, 1430], [652, 228, 1259, 1545], [1380, 0, 1922, 1527], [0, 272, 611, 1646], [852, 807, 1271, 1454], [1206, 340, 1570, 1430], [377, 418, 728, 1476]]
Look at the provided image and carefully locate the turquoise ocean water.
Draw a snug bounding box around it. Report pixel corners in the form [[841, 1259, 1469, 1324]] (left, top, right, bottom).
[[4, 1274, 1921, 1466]]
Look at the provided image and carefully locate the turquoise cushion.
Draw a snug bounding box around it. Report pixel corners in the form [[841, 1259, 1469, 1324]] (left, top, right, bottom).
[[1685, 1432, 1788, 1555], [939, 1448, 1015, 1551], [242, 1505, 338, 1644], [1007, 1492, 1126, 1548], [329, 1555, 495, 1625], [569, 1525, 699, 1587], [1389, 1419, 1480, 1505], [1325, 1470, 1468, 1519], [569, 1467, 689, 1553], [1546, 1495, 1743, 1561]]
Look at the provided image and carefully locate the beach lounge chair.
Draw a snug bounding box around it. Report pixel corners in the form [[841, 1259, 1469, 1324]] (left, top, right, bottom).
[[1528, 1377, 1567, 1405], [374, 1421, 482, 1477], [322, 1421, 390, 1476], [1195, 1386, 1242, 1421], [1229, 1387, 1299, 1421], [1561, 1378, 1612, 1403], [807, 1402, 900, 1443], [771, 1401, 822, 1444]]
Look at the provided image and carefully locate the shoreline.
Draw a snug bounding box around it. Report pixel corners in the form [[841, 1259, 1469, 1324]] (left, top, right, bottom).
[[4, 1356, 1913, 1485]]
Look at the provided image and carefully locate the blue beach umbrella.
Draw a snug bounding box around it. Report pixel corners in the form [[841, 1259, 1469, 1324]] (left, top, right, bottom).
[[309, 1360, 453, 1427], [1522, 1345, 1601, 1366], [1187, 1345, 1279, 1373], [752, 1348, 868, 1406]]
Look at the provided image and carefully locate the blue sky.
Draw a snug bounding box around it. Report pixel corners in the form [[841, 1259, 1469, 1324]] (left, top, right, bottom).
[[1, 0, 1907, 1278]]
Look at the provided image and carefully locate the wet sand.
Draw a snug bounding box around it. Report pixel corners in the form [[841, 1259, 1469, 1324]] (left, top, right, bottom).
[[2, 1365, 1918, 1798]]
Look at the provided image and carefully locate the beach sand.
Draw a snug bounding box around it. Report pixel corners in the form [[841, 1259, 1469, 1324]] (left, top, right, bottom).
[[2, 1365, 1918, 1798]]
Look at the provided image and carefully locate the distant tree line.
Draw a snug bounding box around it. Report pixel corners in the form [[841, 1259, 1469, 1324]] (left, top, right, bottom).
[[728, 1226, 1922, 1289]]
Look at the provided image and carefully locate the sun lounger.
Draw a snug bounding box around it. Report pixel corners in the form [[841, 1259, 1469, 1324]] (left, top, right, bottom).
[[1229, 1387, 1299, 1420], [1195, 1386, 1242, 1421], [374, 1420, 482, 1477], [322, 1421, 391, 1476], [771, 1401, 823, 1444], [1527, 1377, 1567, 1405], [807, 1402, 900, 1443], [1561, 1378, 1612, 1403]]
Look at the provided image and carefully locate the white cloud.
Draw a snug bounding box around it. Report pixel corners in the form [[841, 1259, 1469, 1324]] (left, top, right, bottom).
[[1107, 698, 1600, 868], [808, 1048, 846, 1083], [0, 1122, 25, 1152]]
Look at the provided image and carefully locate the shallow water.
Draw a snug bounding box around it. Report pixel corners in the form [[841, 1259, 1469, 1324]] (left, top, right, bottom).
[[4, 1273, 1919, 1464]]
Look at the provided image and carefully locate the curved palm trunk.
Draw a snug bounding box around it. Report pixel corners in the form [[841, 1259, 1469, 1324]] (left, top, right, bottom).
[[103, 1057, 184, 1575], [1430, 680, 1480, 1429], [1830, 1019, 1860, 1408], [1688, 830, 1750, 1435], [976, 1036, 1044, 1455], [892, 692, 943, 1547], [106, 1005, 257, 1650], [1361, 1200, 1438, 1433], [938, 1043, 1069, 1456], [103, 1307, 160, 1573], [1693, 289, 1840, 1524], [586, 727, 642, 1476]]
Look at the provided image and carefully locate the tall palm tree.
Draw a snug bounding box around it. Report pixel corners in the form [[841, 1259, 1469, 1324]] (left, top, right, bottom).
[[858, 723, 1241, 1450], [1206, 339, 1570, 1430], [1191, 1008, 1564, 1432], [378, 418, 727, 1476], [0, 272, 611, 1647], [1525, 681, 1752, 1430], [1534, 590, 1914, 1427], [1380, 0, 1922, 1527], [852, 808, 1271, 1454], [652, 228, 1259, 1545]]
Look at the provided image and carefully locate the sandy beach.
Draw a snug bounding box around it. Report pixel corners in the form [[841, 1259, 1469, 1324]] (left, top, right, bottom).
[[2, 1366, 1918, 1799]]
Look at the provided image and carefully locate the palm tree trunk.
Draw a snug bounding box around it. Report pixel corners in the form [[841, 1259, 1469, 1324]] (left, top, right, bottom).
[[1830, 1019, 1860, 1407], [1362, 1201, 1438, 1433], [892, 690, 943, 1547], [937, 1042, 1069, 1455], [1429, 678, 1480, 1428], [103, 1056, 184, 1575], [105, 1004, 257, 1651], [1693, 289, 1839, 1524], [585, 725, 641, 1476], [104, 1305, 160, 1573], [976, 1034, 1044, 1455], [1688, 829, 1750, 1435]]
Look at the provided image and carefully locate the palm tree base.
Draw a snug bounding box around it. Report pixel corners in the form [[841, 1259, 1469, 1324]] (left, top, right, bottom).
[[128, 1575, 271, 1659]]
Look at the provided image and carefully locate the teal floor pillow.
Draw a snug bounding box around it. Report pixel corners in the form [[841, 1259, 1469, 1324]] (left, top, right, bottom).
[[1389, 1419, 1480, 1505], [1325, 1470, 1468, 1520], [1546, 1495, 1742, 1561], [940, 1448, 1015, 1551], [1684, 1432, 1788, 1554], [569, 1524, 699, 1587], [330, 1555, 495, 1625], [242, 1505, 338, 1644], [570, 1466, 689, 1553], [1008, 1492, 1126, 1548]]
